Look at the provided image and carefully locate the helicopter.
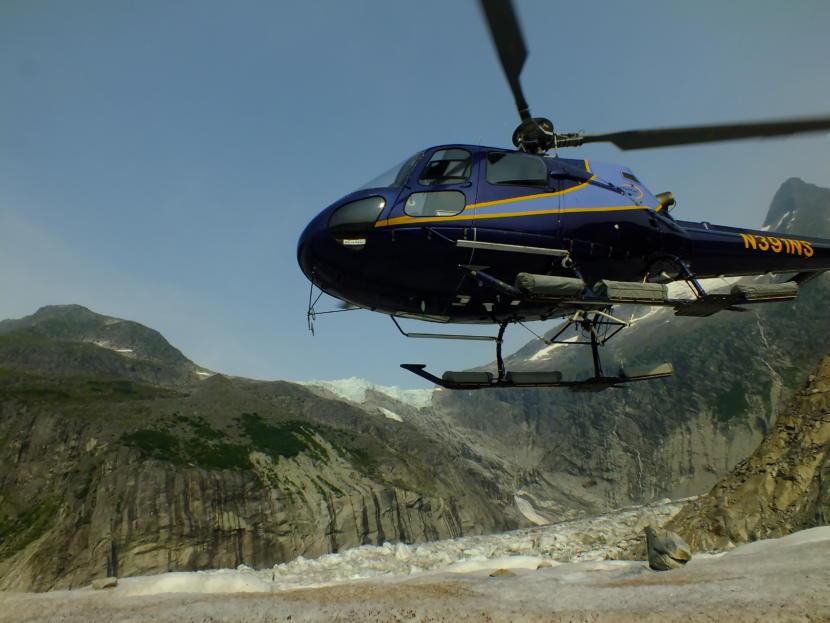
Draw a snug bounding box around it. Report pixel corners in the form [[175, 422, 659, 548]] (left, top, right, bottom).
[[297, 0, 830, 391]]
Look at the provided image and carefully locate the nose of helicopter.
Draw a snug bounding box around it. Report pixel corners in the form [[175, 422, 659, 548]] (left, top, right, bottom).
[[297, 209, 331, 285], [298, 193, 389, 287]]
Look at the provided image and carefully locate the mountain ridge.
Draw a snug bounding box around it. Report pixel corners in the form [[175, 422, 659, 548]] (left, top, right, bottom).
[[0, 304, 211, 387]]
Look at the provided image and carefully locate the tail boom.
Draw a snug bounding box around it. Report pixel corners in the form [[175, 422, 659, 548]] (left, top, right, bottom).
[[680, 220, 830, 278]]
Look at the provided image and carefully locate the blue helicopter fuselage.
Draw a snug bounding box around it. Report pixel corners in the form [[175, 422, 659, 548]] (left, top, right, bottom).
[[297, 144, 830, 323]]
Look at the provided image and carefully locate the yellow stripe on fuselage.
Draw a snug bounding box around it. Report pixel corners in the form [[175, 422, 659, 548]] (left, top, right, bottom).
[[377, 204, 649, 228]]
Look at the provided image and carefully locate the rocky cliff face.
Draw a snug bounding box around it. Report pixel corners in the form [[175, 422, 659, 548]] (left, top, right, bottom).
[[668, 355, 830, 551], [0, 314, 515, 592], [432, 177, 830, 518]]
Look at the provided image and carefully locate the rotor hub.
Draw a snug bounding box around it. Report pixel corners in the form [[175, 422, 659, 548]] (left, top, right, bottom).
[[512, 117, 556, 154]]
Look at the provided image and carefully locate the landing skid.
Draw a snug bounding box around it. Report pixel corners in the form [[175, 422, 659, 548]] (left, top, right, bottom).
[[400, 311, 673, 391], [401, 362, 674, 391], [396, 262, 803, 391]]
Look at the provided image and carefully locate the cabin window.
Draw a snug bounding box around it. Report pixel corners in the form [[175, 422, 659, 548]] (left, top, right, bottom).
[[486, 152, 548, 187], [418, 149, 472, 186], [404, 191, 465, 217]]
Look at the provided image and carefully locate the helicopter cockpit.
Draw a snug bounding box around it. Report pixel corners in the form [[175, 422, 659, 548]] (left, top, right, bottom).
[[357, 145, 560, 194], [317, 143, 662, 258]]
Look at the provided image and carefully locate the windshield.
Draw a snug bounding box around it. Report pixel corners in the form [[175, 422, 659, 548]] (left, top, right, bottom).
[[358, 152, 423, 190]]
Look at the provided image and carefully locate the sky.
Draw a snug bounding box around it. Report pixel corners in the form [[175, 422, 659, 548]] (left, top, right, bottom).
[[2, 0, 829, 388]]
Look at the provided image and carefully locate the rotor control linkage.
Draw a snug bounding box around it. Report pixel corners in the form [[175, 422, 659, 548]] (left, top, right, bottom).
[[460, 266, 523, 299]]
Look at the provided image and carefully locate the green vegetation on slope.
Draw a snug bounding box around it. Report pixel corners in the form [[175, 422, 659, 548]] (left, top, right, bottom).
[[118, 412, 361, 472], [238, 412, 329, 461], [0, 499, 59, 560]]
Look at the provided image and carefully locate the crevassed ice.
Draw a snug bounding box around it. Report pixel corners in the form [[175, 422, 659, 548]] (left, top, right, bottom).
[[107, 498, 696, 597]]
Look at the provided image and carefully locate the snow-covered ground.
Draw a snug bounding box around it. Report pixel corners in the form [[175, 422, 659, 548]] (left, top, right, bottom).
[[3, 499, 829, 622]]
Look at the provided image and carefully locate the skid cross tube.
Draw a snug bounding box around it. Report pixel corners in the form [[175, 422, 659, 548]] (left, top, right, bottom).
[[399, 308, 673, 391], [495, 320, 509, 381], [588, 319, 603, 378]]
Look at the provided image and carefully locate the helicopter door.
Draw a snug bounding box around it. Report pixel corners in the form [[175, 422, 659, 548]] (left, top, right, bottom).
[[408, 147, 476, 222], [479, 151, 557, 239], [380, 148, 477, 311], [468, 151, 561, 277], [388, 147, 477, 232]]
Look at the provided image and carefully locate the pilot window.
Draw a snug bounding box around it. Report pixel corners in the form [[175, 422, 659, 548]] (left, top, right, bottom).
[[404, 191, 465, 217], [486, 152, 547, 187], [418, 149, 472, 186]]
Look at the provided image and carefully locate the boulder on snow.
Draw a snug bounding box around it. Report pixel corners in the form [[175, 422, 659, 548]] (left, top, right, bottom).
[[645, 525, 691, 571], [489, 568, 517, 578]]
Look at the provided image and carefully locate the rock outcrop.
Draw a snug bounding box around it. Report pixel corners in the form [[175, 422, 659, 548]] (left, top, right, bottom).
[[644, 525, 691, 571], [668, 356, 830, 551]]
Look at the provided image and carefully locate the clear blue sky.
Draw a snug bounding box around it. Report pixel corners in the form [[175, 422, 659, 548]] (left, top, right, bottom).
[[2, 0, 829, 387]]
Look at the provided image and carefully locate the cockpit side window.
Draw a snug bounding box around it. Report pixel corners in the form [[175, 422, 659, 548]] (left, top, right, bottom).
[[418, 149, 472, 186], [404, 191, 465, 217], [486, 152, 548, 187]]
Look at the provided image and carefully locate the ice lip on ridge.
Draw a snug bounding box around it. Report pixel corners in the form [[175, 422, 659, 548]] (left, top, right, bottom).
[[299, 377, 433, 409]]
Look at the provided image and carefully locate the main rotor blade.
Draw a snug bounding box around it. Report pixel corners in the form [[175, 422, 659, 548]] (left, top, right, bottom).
[[479, 0, 531, 121], [574, 116, 830, 150]]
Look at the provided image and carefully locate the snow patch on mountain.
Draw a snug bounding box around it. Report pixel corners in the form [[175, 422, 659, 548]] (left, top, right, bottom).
[[528, 336, 579, 362], [299, 377, 433, 409], [378, 406, 404, 422], [88, 339, 136, 357], [763, 209, 794, 232]]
